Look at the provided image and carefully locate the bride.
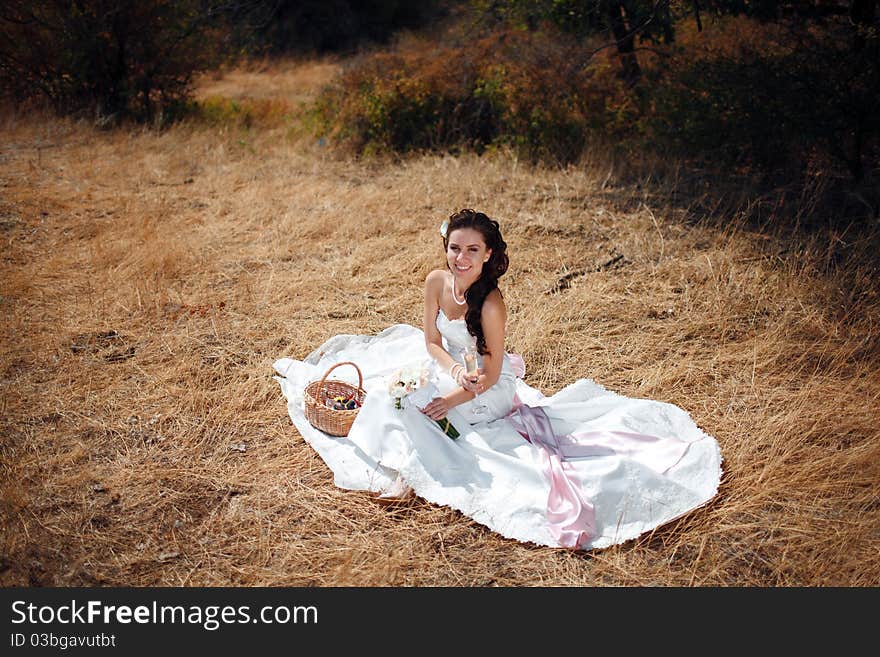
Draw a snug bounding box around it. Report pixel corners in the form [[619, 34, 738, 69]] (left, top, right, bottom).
[[274, 209, 722, 550]]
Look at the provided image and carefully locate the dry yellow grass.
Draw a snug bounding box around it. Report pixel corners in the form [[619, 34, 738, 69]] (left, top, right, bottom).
[[1, 59, 877, 587], [195, 56, 341, 104]]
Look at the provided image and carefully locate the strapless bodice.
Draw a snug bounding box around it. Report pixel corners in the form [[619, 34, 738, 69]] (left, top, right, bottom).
[[436, 308, 514, 377], [436, 308, 473, 356]]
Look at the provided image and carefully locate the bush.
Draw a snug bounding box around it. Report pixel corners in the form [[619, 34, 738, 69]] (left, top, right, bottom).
[[650, 17, 879, 186], [311, 29, 637, 164], [0, 1, 238, 125]]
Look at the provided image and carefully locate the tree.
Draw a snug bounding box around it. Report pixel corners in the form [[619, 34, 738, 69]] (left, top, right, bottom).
[[474, 0, 678, 82], [244, 0, 450, 54], [695, 0, 879, 182], [0, 1, 259, 123]]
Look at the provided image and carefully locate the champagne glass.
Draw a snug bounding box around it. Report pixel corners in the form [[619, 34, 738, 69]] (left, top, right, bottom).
[[464, 343, 488, 416]]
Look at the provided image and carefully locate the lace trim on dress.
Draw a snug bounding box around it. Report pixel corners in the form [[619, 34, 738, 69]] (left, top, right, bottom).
[[438, 307, 465, 323]]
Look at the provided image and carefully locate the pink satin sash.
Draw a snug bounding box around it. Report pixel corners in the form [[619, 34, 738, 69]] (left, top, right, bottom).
[[506, 352, 526, 379], [507, 397, 692, 550]]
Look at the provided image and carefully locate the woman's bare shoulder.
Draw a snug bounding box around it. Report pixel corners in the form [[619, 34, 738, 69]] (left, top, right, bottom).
[[481, 288, 507, 319], [425, 269, 449, 287], [484, 287, 506, 308]]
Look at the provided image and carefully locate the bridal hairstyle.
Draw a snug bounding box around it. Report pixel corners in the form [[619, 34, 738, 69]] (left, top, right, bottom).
[[443, 209, 509, 355]]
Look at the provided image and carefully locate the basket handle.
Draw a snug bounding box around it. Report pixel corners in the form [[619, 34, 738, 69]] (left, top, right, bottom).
[[318, 361, 363, 397]]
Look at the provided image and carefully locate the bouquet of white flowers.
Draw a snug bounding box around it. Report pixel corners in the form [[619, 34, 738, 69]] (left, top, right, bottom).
[[387, 366, 426, 410], [387, 364, 460, 439]]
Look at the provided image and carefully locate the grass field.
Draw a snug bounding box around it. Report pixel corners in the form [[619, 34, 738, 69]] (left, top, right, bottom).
[[1, 58, 877, 586]]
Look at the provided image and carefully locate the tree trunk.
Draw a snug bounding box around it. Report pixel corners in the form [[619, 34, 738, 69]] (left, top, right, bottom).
[[850, 0, 877, 52], [604, 0, 641, 84]]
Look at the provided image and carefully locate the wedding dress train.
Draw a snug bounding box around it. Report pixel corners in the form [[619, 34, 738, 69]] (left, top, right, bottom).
[[273, 312, 723, 550]]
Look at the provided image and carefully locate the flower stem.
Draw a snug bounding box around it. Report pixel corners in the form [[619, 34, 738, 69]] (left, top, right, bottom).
[[435, 418, 460, 439]]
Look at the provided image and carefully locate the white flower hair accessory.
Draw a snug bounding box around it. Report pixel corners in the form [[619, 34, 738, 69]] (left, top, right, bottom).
[[439, 219, 449, 238]]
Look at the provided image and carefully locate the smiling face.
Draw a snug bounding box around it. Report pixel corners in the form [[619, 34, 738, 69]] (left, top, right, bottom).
[[447, 227, 492, 286]]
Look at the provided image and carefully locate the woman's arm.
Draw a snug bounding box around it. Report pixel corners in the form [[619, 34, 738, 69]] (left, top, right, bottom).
[[423, 270, 461, 377], [475, 289, 507, 389], [420, 270, 479, 420]]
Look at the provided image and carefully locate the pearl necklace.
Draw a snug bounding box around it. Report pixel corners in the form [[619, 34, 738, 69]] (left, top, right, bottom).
[[452, 276, 467, 306]]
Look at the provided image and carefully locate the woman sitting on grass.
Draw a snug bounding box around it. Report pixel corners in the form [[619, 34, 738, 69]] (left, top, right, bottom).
[[274, 209, 722, 550]]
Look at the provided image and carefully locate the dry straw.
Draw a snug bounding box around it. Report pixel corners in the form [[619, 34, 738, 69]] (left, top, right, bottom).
[[1, 57, 877, 587]]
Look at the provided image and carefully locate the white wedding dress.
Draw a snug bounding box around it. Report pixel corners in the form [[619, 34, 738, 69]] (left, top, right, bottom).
[[273, 310, 723, 550]]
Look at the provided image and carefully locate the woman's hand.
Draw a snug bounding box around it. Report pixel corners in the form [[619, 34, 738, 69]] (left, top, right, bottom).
[[459, 369, 487, 395], [450, 362, 485, 394], [421, 396, 451, 421]]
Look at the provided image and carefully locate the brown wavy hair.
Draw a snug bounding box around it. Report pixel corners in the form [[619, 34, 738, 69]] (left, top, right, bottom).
[[442, 209, 509, 355]]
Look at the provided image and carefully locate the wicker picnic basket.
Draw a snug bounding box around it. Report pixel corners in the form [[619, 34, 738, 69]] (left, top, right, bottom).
[[303, 361, 366, 436]]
